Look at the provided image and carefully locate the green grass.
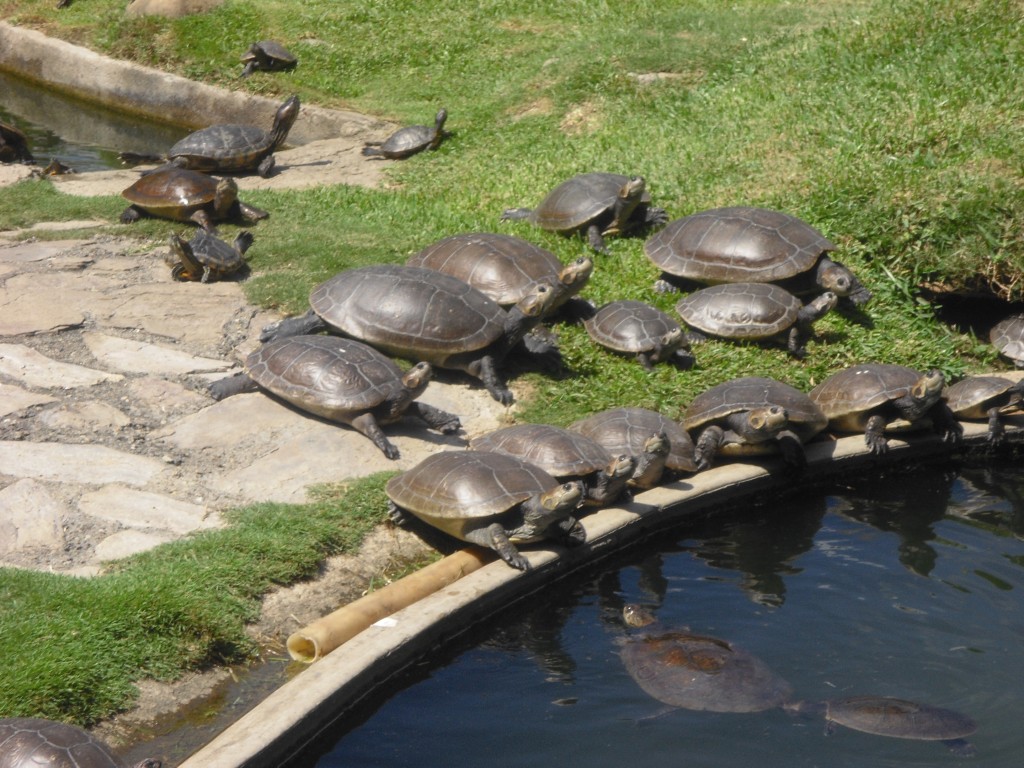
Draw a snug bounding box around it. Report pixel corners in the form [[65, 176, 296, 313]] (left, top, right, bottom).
[[1, 0, 1022, 726]]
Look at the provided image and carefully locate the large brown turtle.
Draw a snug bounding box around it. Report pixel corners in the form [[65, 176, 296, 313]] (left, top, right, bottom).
[[120, 168, 268, 231], [240, 40, 298, 78], [362, 109, 448, 159], [0, 121, 34, 164], [943, 374, 1024, 444], [207, 335, 460, 459], [0, 718, 160, 768], [385, 450, 585, 571]]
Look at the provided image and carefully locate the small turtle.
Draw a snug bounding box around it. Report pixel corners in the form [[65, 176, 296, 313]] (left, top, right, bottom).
[[619, 604, 793, 713], [0, 120, 34, 164], [166, 229, 253, 282], [361, 108, 448, 160], [675, 282, 837, 358], [943, 374, 1024, 444], [501, 172, 668, 254], [470, 423, 635, 506], [809, 363, 963, 453], [120, 167, 269, 232], [0, 717, 160, 768], [683, 376, 828, 472], [584, 299, 695, 370], [386, 450, 585, 571], [569, 407, 698, 488], [240, 40, 298, 78], [207, 335, 459, 459], [990, 314, 1024, 368], [645, 206, 871, 305], [41, 158, 74, 176]]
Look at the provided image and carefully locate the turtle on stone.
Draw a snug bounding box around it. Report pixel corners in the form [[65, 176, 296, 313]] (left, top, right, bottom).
[[166, 229, 253, 282], [208, 335, 459, 460], [809, 363, 963, 454], [386, 450, 585, 571], [618, 604, 793, 713], [470, 423, 635, 506], [675, 282, 837, 359], [501, 172, 669, 254], [645, 206, 871, 306], [584, 299, 695, 370], [570, 407, 698, 489], [943, 374, 1024, 444], [120, 168, 269, 232], [0, 120, 34, 164], [0, 717, 160, 768], [259, 264, 559, 405], [990, 315, 1024, 368], [362, 108, 448, 159], [240, 41, 298, 78], [683, 376, 828, 472]]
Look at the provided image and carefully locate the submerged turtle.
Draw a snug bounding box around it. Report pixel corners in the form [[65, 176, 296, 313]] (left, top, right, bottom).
[[167, 229, 253, 282], [240, 40, 298, 77], [683, 376, 827, 472], [570, 407, 698, 489], [120, 168, 269, 231], [207, 335, 459, 459], [619, 604, 793, 713], [0, 717, 160, 768], [990, 315, 1024, 368], [386, 450, 585, 571], [809, 363, 963, 454], [259, 264, 558, 405], [501, 172, 668, 254], [584, 299, 695, 370], [943, 374, 1024, 444], [361, 108, 448, 159], [676, 282, 837, 358], [470, 423, 635, 506], [645, 206, 871, 305], [0, 120, 34, 164]]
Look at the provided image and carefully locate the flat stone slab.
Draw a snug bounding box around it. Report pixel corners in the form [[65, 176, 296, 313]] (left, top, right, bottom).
[[0, 381, 58, 417], [82, 332, 232, 375], [0, 441, 168, 486], [0, 239, 93, 263], [0, 478, 66, 555], [79, 485, 218, 535], [0, 343, 123, 388], [0, 282, 87, 335], [94, 529, 174, 562], [37, 400, 132, 430]]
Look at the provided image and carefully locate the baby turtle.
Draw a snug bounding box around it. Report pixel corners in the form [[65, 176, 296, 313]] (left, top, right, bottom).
[[584, 299, 694, 370], [809, 363, 963, 454], [362, 108, 448, 159], [619, 604, 793, 713], [675, 282, 837, 358], [0, 717, 160, 768], [208, 335, 459, 459], [240, 40, 297, 77], [570, 407, 698, 488], [386, 450, 585, 571], [943, 374, 1024, 444], [166, 229, 253, 282], [120, 168, 268, 231], [683, 376, 827, 472], [470, 423, 635, 506], [990, 314, 1024, 368], [0, 121, 34, 164], [501, 172, 668, 254], [645, 206, 871, 305]]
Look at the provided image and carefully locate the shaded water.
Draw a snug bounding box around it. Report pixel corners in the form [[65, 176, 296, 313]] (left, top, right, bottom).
[[301, 461, 1024, 767]]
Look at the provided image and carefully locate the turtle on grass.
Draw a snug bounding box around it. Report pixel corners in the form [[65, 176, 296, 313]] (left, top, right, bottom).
[[990, 315, 1024, 368], [385, 450, 585, 570], [584, 299, 695, 370], [362, 108, 448, 159], [0, 717, 160, 768], [240, 41, 298, 78], [943, 374, 1024, 444], [0, 120, 34, 164], [166, 229, 253, 282], [120, 168, 269, 232]]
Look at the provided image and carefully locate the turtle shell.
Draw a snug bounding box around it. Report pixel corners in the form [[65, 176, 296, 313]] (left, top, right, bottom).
[[990, 314, 1024, 367], [684, 376, 827, 442], [809, 363, 929, 432], [823, 696, 977, 742], [121, 167, 233, 222], [943, 375, 1022, 418], [469, 423, 613, 479], [569, 407, 697, 474], [528, 172, 652, 233], [0, 717, 155, 768], [675, 282, 803, 339], [584, 300, 682, 354]]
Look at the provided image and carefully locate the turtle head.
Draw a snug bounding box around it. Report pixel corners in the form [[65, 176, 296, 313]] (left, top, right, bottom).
[[622, 603, 657, 628], [804, 290, 839, 322], [213, 176, 239, 217], [608, 453, 637, 479], [913, 369, 946, 405], [747, 405, 789, 437], [400, 361, 433, 396], [643, 431, 671, 459], [167, 233, 202, 281], [816, 260, 854, 296], [434, 108, 448, 129], [605, 176, 647, 235], [516, 281, 557, 319], [559, 255, 594, 292], [654, 326, 687, 362], [272, 95, 301, 146]]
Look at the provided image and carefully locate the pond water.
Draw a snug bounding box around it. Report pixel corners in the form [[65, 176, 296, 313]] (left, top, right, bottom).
[[298, 460, 1024, 768]]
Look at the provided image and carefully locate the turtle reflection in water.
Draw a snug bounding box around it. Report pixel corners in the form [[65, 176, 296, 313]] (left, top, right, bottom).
[[619, 604, 792, 713]]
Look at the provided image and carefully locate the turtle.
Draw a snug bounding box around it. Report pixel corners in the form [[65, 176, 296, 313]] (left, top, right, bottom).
[[675, 282, 837, 358], [809, 363, 963, 454], [990, 314, 1024, 368], [644, 206, 872, 306], [683, 376, 828, 472], [0, 120, 34, 164], [569, 407, 698, 489], [0, 717, 161, 768], [469, 423, 636, 506], [584, 299, 695, 370], [240, 40, 298, 78], [943, 374, 1024, 444], [618, 604, 793, 713], [385, 450, 586, 571], [361, 108, 448, 159], [259, 264, 559, 405], [166, 229, 253, 282], [120, 167, 269, 232], [501, 172, 669, 254], [207, 335, 460, 460]]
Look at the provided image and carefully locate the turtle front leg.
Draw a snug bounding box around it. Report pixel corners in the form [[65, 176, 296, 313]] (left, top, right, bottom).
[[774, 429, 807, 475], [208, 372, 259, 401], [466, 522, 530, 570], [864, 413, 889, 454], [257, 154, 276, 178], [585, 223, 610, 255], [928, 400, 964, 445], [119, 205, 146, 225], [406, 402, 462, 434], [473, 356, 514, 405], [694, 425, 725, 471], [190, 209, 218, 233], [350, 413, 400, 459], [786, 325, 809, 359], [553, 517, 586, 547], [986, 405, 1006, 444], [260, 309, 329, 342]]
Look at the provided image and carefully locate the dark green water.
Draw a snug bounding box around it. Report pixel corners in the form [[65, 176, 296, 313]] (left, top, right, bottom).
[[302, 461, 1024, 767]]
